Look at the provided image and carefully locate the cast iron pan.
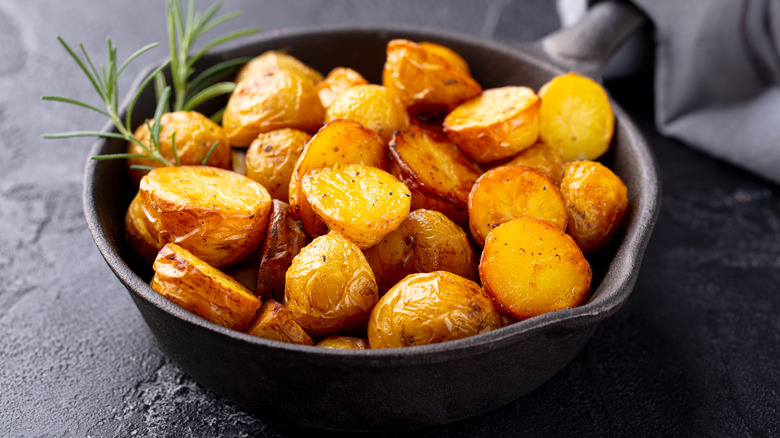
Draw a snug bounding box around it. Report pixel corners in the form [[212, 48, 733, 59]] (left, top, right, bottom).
[[83, 1, 660, 431]]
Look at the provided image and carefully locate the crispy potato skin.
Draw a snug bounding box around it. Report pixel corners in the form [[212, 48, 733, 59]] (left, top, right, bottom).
[[382, 39, 481, 118], [284, 231, 379, 336], [127, 111, 232, 186], [256, 200, 308, 302], [363, 209, 478, 294], [245, 128, 311, 202], [316, 335, 368, 349], [302, 164, 412, 249], [504, 141, 565, 185], [468, 165, 567, 246], [317, 67, 369, 109], [389, 125, 482, 225], [223, 68, 324, 146], [367, 271, 502, 349], [560, 160, 628, 254], [479, 218, 591, 320], [125, 192, 162, 266], [235, 50, 323, 85], [246, 299, 314, 345], [325, 84, 409, 143], [538, 72, 614, 161], [151, 243, 261, 331], [443, 86, 540, 163], [287, 119, 388, 238], [139, 166, 272, 268]]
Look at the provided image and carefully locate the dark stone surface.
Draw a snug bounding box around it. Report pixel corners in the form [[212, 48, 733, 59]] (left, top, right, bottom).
[[1, 0, 778, 436]]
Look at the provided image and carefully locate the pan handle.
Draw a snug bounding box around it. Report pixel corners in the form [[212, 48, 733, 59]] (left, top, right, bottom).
[[531, 0, 647, 79]]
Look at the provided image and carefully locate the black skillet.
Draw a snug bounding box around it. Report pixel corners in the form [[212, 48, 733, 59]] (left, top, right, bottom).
[[83, 1, 660, 431]]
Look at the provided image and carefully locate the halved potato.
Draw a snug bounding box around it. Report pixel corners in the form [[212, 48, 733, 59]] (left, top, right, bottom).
[[317, 67, 369, 109], [288, 119, 388, 237], [151, 243, 261, 331], [223, 67, 324, 146], [388, 125, 482, 225], [443, 86, 540, 163], [127, 111, 232, 185], [316, 335, 368, 349], [256, 200, 308, 303], [468, 165, 567, 246], [139, 165, 272, 268], [285, 231, 379, 337], [363, 209, 478, 294], [382, 39, 481, 118], [235, 50, 323, 85], [125, 192, 161, 266], [325, 84, 409, 143], [504, 141, 565, 185], [538, 72, 614, 161], [479, 218, 592, 320], [367, 271, 503, 349], [246, 299, 314, 346], [245, 128, 311, 202], [560, 160, 628, 254], [301, 164, 412, 249]]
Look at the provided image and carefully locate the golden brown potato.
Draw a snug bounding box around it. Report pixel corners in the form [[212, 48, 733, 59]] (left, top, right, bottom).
[[139, 165, 272, 268], [256, 200, 308, 303], [288, 119, 388, 237], [231, 148, 247, 175], [418, 42, 470, 74], [125, 192, 162, 266], [285, 231, 379, 337], [479, 218, 592, 320], [246, 299, 315, 346], [363, 209, 478, 294], [389, 125, 482, 225], [316, 335, 369, 349], [367, 271, 502, 348], [223, 67, 324, 146], [301, 164, 412, 249], [235, 50, 323, 85], [538, 72, 614, 161], [468, 166, 567, 246], [151, 243, 261, 331], [382, 39, 481, 118], [325, 84, 409, 143], [443, 86, 540, 163], [316, 67, 370, 109], [504, 141, 565, 185], [127, 111, 232, 185], [245, 128, 311, 202], [560, 160, 628, 254]]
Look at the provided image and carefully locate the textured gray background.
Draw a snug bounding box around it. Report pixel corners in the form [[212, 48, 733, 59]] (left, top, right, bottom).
[[1, 0, 778, 436]]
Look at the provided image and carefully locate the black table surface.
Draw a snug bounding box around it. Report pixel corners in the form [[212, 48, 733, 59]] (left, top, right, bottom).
[[2, 0, 778, 436]]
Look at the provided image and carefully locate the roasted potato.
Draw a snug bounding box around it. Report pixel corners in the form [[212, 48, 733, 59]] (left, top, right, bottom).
[[560, 160, 628, 254], [504, 141, 565, 185], [125, 192, 162, 266], [245, 128, 311, 202], [151, 243, 262, 331], [325, 84, 409, 143], [382, 39, 481, 118], [301, 164, 412, 249], [316, 335, 369, 349], [235, 50, 323, 85], [316, 67, 370, 109], [538, 72, 614, 161], [284, 231, 379, 337], [443, 86, 540, 163], [223, 67, 324, 146], [231, 148, 247, 175], [256, 200, 308, 302], [288, 119, 388, 237], [363, 209, 478, 294], [127, 111, 232, 185], [388, 125, 482, 225], [367, 271, 503, 349], [479, 218, 592, 320], [468, 165, 567, 246], [139, 165, 272, 268], [246, 299, 315, 346]]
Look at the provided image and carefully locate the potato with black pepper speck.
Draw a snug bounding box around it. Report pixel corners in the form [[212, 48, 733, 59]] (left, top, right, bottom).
[[255, 200, 308, 303], [325, 84, 409, 143], [246, 299, 314, 346], [235, 50, 323, 85], [245, 128, 311, 202]]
